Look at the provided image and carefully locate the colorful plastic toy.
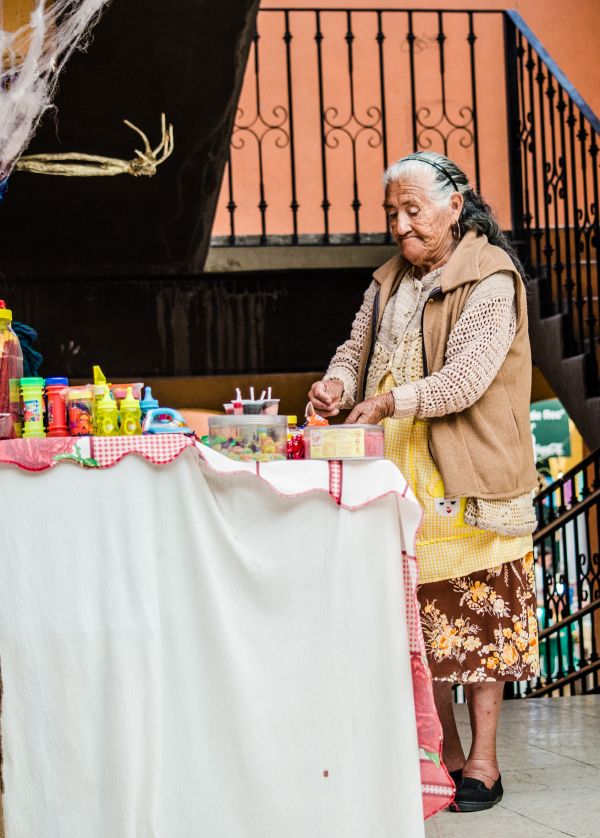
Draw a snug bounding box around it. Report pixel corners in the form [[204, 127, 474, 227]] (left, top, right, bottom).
[[142, 407, 193, 435]]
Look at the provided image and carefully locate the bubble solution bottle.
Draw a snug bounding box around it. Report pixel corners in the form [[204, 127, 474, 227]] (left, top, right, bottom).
[[120, 386, 142, 436], [21, 377, 46, 438], [95, 386, 119, 436], [0, 300, 24, 438], [140, 386, 159, 422], [45, 377, 69, 437]]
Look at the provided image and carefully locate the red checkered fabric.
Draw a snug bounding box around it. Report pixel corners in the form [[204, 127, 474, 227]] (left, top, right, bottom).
[[403, 554, 424, 654], [91, 435, 194, 468], [328, 460, 343, 505]]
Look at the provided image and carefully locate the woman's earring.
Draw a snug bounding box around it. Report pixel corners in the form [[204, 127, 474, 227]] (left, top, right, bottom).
[[452, 220, 462, 241]]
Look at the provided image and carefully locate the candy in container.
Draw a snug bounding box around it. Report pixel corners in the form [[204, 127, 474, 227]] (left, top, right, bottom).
[[109, 382, 143, 406], [287, 432, 305, 460], [207, 415, 288, 462], [304, 424, 384, 460], [67, 387, 94, 436], [286, 415, 305, 460]]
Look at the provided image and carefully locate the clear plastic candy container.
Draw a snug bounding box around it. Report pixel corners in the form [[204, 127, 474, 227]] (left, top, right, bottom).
[[207, 415, 288, 462], [304, 423, 384, 460]]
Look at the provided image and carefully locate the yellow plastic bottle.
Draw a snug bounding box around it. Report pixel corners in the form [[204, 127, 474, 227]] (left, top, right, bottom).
[[120, 386, 142, 436], [92, 365, 108, 431], [95, 386, 119, 436]]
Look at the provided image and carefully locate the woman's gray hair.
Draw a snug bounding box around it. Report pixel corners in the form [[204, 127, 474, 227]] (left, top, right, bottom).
[[383, 151, 525, 276]]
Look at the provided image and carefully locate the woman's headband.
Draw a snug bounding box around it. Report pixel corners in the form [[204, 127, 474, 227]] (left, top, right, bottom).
[[399, 154, 460, 192]]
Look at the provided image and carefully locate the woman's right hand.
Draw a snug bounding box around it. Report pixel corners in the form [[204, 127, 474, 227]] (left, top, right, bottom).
[[307, 379, 344, 417]]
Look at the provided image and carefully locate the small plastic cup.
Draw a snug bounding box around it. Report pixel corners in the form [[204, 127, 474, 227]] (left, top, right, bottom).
[[242, 400, 264, 415], [261, 399, 280, 415]]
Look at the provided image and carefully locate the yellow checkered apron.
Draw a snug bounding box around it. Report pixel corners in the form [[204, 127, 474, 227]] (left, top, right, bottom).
[[374, 333, 532, 584]]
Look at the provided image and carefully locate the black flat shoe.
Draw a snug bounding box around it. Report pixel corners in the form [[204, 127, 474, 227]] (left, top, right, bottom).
[[449, 768, 463, 787], [443, 769, 463, 810], [449, 775, 503, 812]]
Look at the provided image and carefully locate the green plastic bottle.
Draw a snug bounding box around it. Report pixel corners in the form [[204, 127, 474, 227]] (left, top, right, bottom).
[[95, 385, 119, 436], [120, 386, 142, 436], [21, 377, 46, 438]]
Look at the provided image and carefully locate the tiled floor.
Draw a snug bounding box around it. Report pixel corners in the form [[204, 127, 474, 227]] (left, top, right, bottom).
[[426, 695, 600, 838]]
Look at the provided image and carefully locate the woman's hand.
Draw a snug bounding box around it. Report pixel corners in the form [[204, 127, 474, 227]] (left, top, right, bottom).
[[308, 379, 344, 417], [345, 393, 395, 425]]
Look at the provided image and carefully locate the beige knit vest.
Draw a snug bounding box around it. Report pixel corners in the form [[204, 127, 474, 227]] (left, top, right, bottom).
[[357, 230, 538, 500]]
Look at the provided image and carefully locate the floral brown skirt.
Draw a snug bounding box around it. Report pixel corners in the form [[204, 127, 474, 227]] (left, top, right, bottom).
[[417, 552, 540, 683]]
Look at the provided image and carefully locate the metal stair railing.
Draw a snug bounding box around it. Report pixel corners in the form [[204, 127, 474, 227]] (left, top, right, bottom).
[[526, 599, 600, 697], [504, 448, 600, 698], [216, 6, 514, 248], [504, 10, 600, 398]]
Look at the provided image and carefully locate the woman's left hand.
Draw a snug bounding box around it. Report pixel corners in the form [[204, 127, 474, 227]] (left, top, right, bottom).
[[345, 393, 395, 425]]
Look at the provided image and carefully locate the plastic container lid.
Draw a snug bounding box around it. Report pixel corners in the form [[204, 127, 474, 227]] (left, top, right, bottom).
[[45, 377, 69, 387], [67, 388, 93, 399], [208, 415, 287, 427], [93, 365, 107, 386], [305, 424, 383, 433], [97, 387, 117, 412], [0, 300, 13, 321], [20, 377, 45, 387], [287, 415, 298, 425], [121, 386, 141, 411]]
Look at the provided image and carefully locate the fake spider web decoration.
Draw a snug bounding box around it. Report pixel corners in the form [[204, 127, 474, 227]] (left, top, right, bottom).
[[0, 0, 112, 180]]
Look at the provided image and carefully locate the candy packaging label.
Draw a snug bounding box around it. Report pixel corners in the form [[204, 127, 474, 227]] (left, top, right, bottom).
[[309, 427, 365, 459], [24, 398, 42, 424]]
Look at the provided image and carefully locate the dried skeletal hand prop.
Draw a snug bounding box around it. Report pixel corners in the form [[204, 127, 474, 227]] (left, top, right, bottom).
[[14, 114, 174, 177]]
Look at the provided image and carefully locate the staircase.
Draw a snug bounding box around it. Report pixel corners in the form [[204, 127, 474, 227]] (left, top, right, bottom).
[[503, 447, 600, 698], [528, 276, 600, 449], [503, 12, 600, 450]]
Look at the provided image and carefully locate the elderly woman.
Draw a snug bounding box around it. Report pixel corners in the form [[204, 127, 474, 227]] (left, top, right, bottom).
[[308, 151, 540, 813]]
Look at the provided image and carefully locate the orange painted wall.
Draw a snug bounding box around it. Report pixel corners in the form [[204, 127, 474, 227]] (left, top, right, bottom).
[[213, 1, 600, 242], [258, 1, 600, 112]]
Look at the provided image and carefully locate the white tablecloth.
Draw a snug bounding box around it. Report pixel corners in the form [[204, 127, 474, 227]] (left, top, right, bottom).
[[0, 444, 448, 837]]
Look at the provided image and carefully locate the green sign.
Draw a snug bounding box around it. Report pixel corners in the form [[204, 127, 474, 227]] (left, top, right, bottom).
[[530, 399, 571, 461]]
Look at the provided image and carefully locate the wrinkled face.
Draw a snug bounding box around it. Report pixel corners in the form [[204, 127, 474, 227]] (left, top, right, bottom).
[[384, 175, 461, 269]]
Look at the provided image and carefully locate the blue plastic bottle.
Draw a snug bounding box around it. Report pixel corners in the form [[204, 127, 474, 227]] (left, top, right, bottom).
[[140, 386, 159, 421]]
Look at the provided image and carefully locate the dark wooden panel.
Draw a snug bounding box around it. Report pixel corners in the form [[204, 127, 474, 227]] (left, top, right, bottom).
[[1, 268, 370, 378], [0, 0, 259, 275]]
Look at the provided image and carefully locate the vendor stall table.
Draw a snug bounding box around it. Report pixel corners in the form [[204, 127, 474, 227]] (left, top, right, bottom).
[[0, 438, 452, 838]]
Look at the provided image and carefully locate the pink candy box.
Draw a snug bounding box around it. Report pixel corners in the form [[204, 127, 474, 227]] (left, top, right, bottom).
[[110, 382, 143, 403]]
